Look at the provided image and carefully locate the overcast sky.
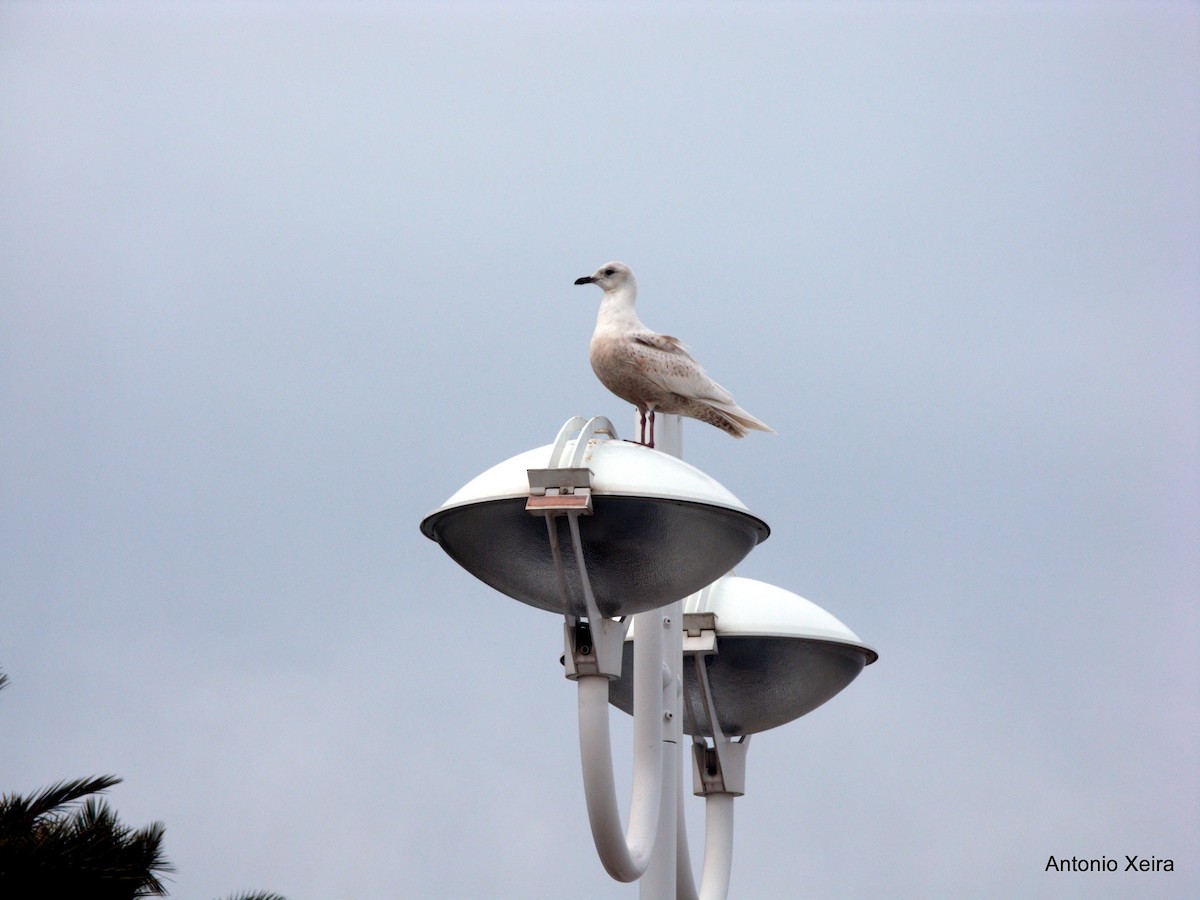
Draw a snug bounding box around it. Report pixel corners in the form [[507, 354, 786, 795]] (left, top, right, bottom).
[[1, 2, 1197, 898]]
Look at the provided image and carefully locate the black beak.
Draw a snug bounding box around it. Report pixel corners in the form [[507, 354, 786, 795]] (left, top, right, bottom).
[[574, 275, 595, 285]]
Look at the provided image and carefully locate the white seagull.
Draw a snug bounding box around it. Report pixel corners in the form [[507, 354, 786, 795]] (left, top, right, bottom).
[[575, 261, 774, 448]]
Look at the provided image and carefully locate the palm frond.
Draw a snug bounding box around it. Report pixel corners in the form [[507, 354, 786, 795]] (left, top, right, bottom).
[[0, 784, 172, 898], [0, 775, 122, 830]]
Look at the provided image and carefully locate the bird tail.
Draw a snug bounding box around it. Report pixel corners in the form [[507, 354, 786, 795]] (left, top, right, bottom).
[[685, 399, 775, 438], [709, 400, 775, 436]]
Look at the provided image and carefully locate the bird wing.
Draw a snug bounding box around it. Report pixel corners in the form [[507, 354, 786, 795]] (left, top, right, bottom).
[[630, 331, 737, 405], [633, 332, 688, 355]]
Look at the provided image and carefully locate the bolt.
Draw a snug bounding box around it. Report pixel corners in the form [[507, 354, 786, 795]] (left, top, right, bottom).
[[664, 711, 674, 721], [663, 616, 672, 628]]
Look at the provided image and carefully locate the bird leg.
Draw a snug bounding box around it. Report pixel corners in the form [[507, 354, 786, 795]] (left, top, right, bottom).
[[625, 409, 648, 446], [625, 408, 654, 447]]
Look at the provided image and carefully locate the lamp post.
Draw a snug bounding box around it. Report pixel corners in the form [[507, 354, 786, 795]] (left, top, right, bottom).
[[421, 415, 876, 897]]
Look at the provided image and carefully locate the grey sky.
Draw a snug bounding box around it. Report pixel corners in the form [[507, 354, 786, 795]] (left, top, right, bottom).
[[1, 2, 1197, 898]]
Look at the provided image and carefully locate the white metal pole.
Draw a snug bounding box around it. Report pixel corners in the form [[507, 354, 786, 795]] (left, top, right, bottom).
[[639, 412, 684, 899]]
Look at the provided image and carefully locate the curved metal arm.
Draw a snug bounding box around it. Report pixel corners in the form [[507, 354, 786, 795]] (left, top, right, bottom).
[[675, 787, 737, 900], [577, 609, 666, 882], [676, 766, 699, 900], [698, 793, 735, 900], [533, 433, 669, 881], [675, 609, 747, 900]]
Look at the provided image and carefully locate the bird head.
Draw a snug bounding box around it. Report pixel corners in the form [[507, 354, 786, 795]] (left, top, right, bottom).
[[574, 261, 636, 295]]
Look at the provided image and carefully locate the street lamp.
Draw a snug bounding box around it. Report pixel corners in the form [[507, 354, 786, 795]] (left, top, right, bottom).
[[420, 415, 876, 898], [609, 574, 878, 737], [420, 416, 768, 617]]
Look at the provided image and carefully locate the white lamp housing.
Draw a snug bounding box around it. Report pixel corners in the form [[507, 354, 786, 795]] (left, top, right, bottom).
[[609, 574, 878, 735], [420, 422, 770, 617]]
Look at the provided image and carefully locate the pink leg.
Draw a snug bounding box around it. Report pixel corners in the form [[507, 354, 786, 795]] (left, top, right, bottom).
[[647, 410, 656, 449]]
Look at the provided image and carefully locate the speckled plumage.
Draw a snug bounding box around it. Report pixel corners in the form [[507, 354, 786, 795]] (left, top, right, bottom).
[[574, 261, 774, 445]]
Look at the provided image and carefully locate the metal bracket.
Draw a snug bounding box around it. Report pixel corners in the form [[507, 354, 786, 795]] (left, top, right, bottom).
[[682, 611, 718, 653], [683, 611, 750, 796], [561, 615, 631, 681], [525, 467, 593, 514]]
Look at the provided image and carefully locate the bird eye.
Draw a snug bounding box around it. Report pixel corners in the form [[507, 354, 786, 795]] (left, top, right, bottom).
[[603, 268, 615, 276]]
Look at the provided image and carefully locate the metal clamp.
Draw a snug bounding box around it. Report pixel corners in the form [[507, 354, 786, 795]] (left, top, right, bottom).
[[525, 467, 593, 514]]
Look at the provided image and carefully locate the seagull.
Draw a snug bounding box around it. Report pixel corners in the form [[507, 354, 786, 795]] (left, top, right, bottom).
[[575, 261, 774, 448]]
